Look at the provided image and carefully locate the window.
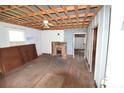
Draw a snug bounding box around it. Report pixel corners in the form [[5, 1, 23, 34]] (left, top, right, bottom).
[[9, 30, 25, 46], [9, 30, 25, 42]]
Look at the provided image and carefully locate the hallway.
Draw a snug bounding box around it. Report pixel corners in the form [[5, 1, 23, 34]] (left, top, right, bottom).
[[74, 49, 85, 56], [0, 54, 94, 88]]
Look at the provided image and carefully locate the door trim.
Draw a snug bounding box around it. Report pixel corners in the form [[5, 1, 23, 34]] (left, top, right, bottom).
[[73, 32, 86, 58]]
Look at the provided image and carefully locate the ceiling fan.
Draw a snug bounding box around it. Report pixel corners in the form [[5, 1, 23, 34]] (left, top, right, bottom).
[[41, 20, 54, 28]]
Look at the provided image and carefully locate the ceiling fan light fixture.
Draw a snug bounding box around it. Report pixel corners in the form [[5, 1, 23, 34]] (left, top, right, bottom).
[[43, 20, 48, 24], [44, 24, 49, 28]]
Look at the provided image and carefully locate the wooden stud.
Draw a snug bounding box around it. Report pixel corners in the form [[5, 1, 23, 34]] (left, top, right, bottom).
[[74, 5, 80, 25], [82, 5, 91, 28], [5, 5, 98, 21], [0, 5, 100, 30]]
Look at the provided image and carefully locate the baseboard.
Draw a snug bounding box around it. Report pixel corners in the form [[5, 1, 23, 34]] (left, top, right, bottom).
[[94, 80, 97, 88], [42, 53, 51, 55]]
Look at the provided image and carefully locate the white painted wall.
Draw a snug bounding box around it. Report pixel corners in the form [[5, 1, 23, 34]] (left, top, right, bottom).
[[0, 22, 86, 56], [0, 22, 42, 55], [40, 30, 64, 54], [40, 28, 86, 55], [106, 5, 124, 88], [0, 30, 9, 47], [85, 6, 111, 87], [25, 30, 42, 55]]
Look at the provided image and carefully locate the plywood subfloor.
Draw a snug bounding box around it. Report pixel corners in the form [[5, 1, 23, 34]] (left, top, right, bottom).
[[0, 53, 94, 88]]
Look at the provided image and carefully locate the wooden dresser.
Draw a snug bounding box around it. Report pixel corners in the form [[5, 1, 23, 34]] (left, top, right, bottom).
[[0, 44, 38, 75]]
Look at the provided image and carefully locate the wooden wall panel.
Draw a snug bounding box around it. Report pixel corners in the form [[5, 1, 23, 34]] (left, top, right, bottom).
[[0, 47, 23, 72], [19, 44, 38, 63], [0, 44, 38, 74], [0, 62, 4, 75]]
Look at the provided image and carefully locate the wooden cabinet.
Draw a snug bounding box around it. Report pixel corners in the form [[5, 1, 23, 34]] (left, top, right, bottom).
[[19, 45, 37, 63], [0, 63, 4, 76], [0, 44, 38, 74], [0, 47, 23, 72]]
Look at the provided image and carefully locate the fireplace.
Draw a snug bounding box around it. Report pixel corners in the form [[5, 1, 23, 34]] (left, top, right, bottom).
[[57, 49, 62, 55], [52, 42, 67, 58]]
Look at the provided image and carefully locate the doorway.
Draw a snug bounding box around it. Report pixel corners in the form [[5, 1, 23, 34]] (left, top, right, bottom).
[[92, 26, 98, 75], [73, 33, 86, 57]]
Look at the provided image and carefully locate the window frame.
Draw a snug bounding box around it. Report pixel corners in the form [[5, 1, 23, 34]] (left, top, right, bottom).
[[8, 30, 26, 46]]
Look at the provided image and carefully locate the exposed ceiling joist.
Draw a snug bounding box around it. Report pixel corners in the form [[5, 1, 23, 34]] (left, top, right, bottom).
[[0, 5, 101, 30]]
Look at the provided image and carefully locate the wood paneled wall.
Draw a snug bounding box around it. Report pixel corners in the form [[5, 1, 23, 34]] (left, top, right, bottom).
[[0, 44, 38, 75]]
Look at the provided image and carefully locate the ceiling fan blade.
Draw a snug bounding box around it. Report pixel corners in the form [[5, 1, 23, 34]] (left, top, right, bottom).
[[44, 24, 50, 28], [48, 23, 54, 26], [41, 23, 44, 27]]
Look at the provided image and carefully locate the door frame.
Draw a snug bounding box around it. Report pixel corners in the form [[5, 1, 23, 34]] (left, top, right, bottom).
[[73, 32, 86, 58], [91, 26, 98, 75]]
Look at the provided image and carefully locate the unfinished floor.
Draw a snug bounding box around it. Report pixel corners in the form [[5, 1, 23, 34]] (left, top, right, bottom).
[[0, 52, 94, 88]]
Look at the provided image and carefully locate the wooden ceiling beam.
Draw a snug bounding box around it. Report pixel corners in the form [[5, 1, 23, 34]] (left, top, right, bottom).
[[18, 6, 39, 24], [21, 12, 95, 26], [61, 5, 73, 24], [82, 5, 91, 28], [0, 13, 94, 26], [25, 6, 35, 13], [37, 5, 59, 26], [85, 5, 102, 25], [37, 5, 52, 18], [33, 24, 89, 30], [74, 5, 80, 25], [4, 5, 98, 21], [1, 7, 26, 22], [31, 23, 89, 30], [25, 6, 43, 21], [49, 5, 62, 25], [0, 5, 18, 13], [0, 6, 27, 18], [49, 5, 67, 25], [96, 6, 102, 14], [31, 22, 89, 28], [31, 21, 89, 27], [0, 5, 100, 30], [29, 19, 90, 27], [0, 13, 14, 20], [8, 6, 43, 26], [0, 9, 20, 19], [3, 8, 43, 21]]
